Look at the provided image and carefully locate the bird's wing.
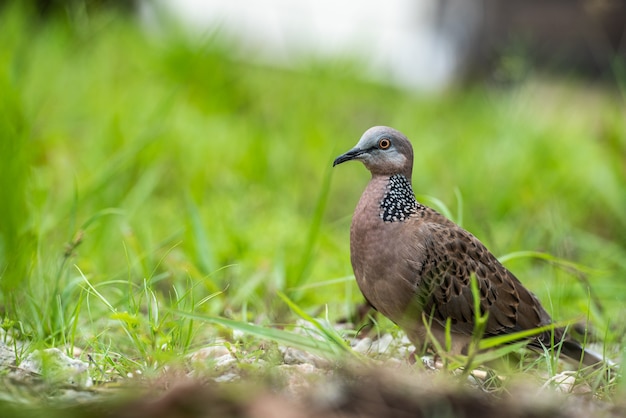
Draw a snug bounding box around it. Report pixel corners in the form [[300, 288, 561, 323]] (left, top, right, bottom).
[[412, 220, 553, 339]]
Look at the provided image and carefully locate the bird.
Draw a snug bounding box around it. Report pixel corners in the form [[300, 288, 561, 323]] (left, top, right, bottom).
[[333, 125, 606, 368]]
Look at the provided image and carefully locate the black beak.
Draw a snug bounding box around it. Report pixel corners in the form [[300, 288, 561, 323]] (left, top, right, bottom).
[[333, 148, 363, 167]]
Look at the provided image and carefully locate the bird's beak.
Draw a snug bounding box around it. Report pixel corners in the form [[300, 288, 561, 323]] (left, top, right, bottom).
[[333, 148, 363, 167]]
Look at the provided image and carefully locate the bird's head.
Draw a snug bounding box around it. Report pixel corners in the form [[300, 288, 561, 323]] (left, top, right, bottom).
[[333, 126, 414, 178]]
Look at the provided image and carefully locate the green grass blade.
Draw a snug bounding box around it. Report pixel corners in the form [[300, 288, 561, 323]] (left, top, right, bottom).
[[291, 160, 334, 288], [185, 195, 216, 275], [415, 194, 454, 221], [497, 250, 603, 275], [288, 275, 354, 291], [478, 320, 572, 350], [169, 309, 348, 358], [277, 291, 353, 355]]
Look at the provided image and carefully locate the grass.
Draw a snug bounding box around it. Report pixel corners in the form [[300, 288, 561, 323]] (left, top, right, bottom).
[[0, 2, 625, 413]]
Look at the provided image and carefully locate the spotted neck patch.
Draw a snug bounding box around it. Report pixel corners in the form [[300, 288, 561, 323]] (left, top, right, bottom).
[[380, 174, 424, 222]]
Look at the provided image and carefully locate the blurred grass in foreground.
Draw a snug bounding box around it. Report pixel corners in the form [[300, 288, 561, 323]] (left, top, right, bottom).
[[0, 3, 625, 377]]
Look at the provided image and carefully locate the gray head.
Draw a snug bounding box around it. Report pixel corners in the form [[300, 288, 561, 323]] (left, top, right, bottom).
[[333, 126, 414, 178]]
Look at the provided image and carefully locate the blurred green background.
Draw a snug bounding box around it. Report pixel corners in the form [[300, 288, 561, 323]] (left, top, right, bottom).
[[0, 2, 625, 370]]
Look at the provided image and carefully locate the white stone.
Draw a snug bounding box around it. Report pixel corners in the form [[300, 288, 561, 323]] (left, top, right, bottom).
[[21, 348, 92, 388]]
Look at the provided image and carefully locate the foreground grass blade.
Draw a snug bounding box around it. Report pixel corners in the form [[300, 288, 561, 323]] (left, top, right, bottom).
[[478, 320, 572, 350], [169, 309, 351, 359], [497, 251, 603, 275], [277, 291, 353, 355]]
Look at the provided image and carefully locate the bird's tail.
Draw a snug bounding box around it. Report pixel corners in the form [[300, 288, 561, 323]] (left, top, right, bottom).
[[560, 339, 616, 370]]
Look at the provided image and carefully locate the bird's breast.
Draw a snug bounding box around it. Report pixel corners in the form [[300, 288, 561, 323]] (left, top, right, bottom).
[[349, 178, 423, 322]]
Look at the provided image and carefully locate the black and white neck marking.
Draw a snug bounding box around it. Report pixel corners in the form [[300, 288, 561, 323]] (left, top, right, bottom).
[[379, 174, 425, 222]]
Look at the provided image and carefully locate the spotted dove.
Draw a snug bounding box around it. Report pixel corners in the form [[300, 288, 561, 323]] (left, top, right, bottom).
[[334, 126, 605, 367]]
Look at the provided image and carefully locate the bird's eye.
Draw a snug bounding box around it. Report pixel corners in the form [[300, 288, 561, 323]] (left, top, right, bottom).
[[378, 138, 391, 149]]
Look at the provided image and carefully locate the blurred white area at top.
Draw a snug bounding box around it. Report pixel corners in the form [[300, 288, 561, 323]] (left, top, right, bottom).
[[156, 0, 459, 91]]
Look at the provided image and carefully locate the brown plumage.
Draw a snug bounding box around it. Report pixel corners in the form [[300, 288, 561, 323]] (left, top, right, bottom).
[[334, 126, 605, 367]]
